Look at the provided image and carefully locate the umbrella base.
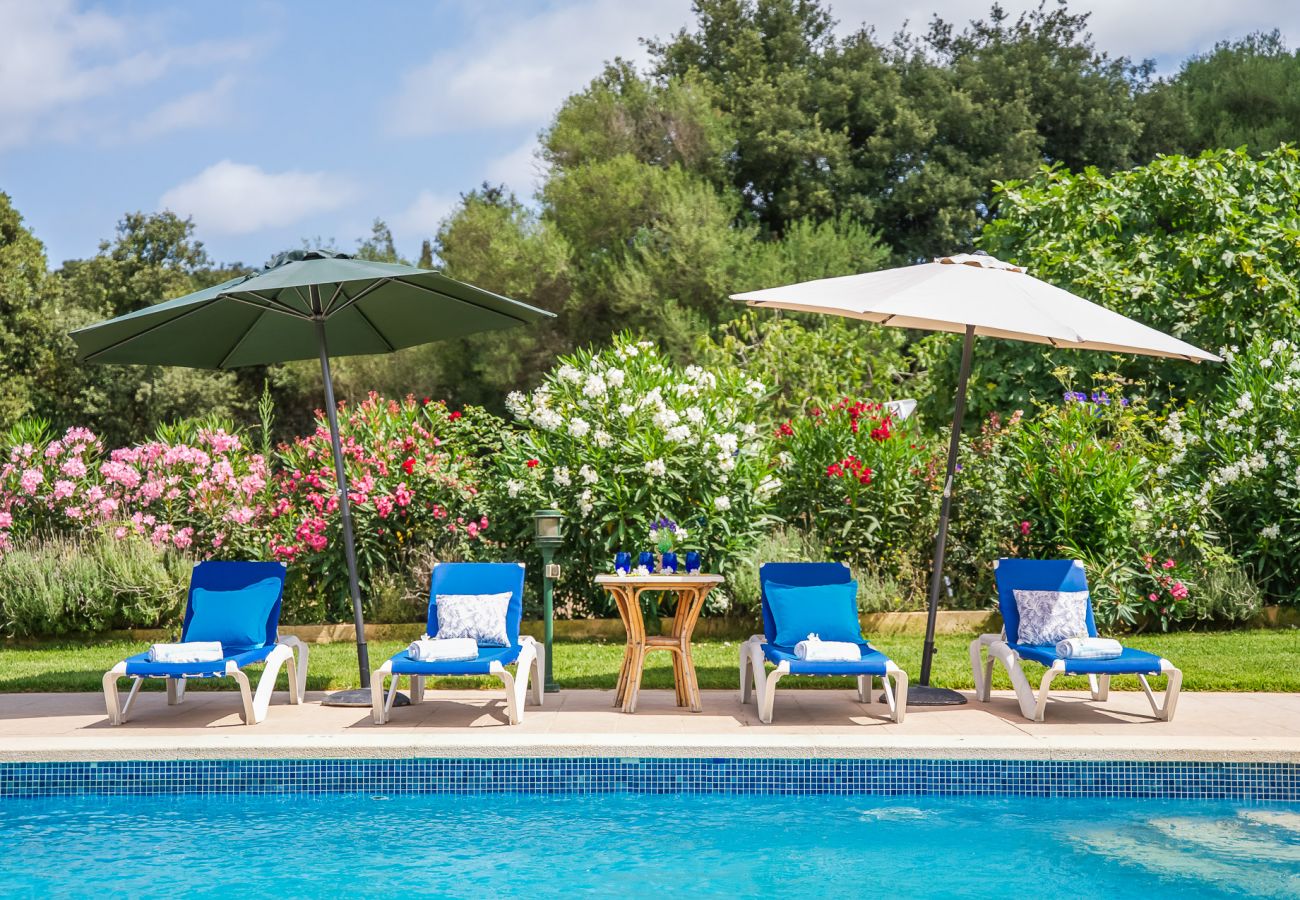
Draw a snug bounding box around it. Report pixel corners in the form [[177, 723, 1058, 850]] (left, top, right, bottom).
[[322, 688, 409, 708], [881, 684, 968, 707]]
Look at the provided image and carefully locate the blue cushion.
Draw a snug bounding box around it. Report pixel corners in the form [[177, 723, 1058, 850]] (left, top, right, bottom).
[[186, 577, 282, 650], [765, 581, 863, 648], [122, 646, 274, 678], [389, 644, 522, 676], [761, 643, 890, 676], [1011, 644, 1165, 675]]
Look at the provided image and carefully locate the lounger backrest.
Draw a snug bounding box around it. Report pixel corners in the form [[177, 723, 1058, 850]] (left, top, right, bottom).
[[993, 558, 1097, 644], [181, 560, 288, 647], [757, 561, 853, 643], [428, 562, 526, 646]]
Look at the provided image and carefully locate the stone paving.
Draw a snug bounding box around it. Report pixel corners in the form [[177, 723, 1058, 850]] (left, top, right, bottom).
[[2, 689, 1297, 762]]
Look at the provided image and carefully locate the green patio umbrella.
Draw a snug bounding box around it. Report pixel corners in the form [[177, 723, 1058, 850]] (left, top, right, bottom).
[[70, 249, 554, 704]]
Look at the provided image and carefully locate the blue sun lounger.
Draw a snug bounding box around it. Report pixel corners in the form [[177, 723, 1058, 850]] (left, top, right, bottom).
[[370, 562, 542, 725], [741, 562, 908, 724], [970, 558, 1182, 722], [102, 561, 308, 726]]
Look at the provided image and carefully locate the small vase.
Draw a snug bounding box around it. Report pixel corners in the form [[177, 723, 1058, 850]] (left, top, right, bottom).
[[638, 551, 657, 574], [660, 551, 678, 574], [685, 551, 701, 574], [614, 551, 632, 574]]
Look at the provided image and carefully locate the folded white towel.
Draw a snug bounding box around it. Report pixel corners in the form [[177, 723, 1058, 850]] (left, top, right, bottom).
[[407, 637, 479, 662], [1055, 637, 1123, 660], [148, 641, 224, 663], [794, 633, 861, 662]]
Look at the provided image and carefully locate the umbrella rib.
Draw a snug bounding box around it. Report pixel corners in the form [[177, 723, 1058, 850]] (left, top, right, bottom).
[[392, 276, 532, 324], [233, 289, 312, 320], [322, 283, 346, 316], [217, 305, 268, 369], [352, 303, 396, 352], [81, 298, 220, 362], [324, 278, 392, 319]]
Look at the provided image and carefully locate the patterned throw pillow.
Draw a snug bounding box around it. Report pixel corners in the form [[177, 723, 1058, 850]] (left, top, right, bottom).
[[434, 592, 513, 647], [1012, 589, 1090, 645]]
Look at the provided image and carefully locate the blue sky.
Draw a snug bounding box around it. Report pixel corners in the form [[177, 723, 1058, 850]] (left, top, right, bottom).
[[3, 0, 1298, 268]]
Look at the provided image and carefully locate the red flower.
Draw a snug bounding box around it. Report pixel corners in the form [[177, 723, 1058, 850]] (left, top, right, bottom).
[[421, 396, 432, 405], [826, 462, 844, 478], [401, 457, 416, 475], [775, 421, 794, 437], [526, 458, 539, 468], [448, 410, 463, 421], [1019, 521, 1031, 536], [858, 468, 873, 485]]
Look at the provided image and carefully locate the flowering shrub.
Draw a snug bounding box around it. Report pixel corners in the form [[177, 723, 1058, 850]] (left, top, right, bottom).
[[488, 335, 779, 615], [1, 422, 269, 558], [1173, 337, 1300, 601], [772, 399, 936, 581], [271, 393, 490, 621]]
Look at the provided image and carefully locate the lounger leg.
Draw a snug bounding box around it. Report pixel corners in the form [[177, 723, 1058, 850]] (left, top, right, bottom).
[[1140, 663, 1182, 722], [1032, 663, 1064, 723], [856, 675, 871, 704], [988, 641, 1040, 720], [513, 639, 538, 719], [371, 661, 393, 725], [410, 675, 425, 705], [969, 636, 998, 702], [166, 677, 182, 706], [248, 644, 295, 724], [1088, 673, 1114, 702], [102, 663, 128, 725], [884, 663, 908, 724], [230, 665, 257, 725], [493, 659, 526, 726], [278, 636, 308, 704], [528, 638, 544, 706], [757, 662, 788, 724], [740, 636, 762, 704]]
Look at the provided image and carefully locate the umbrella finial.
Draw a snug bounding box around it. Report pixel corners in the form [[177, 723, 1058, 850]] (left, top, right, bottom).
[[262, 248, 354, 271], [934, 252, 1025, 273]]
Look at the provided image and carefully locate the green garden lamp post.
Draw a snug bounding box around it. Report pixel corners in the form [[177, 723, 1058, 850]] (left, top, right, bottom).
[[532, 509, 565, 693]]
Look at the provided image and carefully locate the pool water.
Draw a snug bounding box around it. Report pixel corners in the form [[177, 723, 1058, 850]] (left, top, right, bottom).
[[2, 793, 1297, 898]]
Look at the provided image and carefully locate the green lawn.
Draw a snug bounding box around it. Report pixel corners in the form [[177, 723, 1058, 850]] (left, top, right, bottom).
[[3, 630, 1297, 693]]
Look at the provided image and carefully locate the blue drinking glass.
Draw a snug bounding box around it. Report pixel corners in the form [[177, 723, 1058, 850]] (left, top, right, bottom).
[[638, 551, 656, 573], [614, 551, 632, 574], [685, 550, 702, 574], [660, 551, 678, 574]]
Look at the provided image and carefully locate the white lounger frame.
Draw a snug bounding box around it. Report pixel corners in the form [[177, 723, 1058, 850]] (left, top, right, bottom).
[[370, 635, 543, 725], [739, 635, 908, 724], [102, 636, 308, 726], [969, 632, 1182, 722]]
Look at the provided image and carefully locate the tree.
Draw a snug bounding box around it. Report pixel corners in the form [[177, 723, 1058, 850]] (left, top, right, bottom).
[[0, 193, 68, 427], [943, 146, 1300, 422], [1156, 31, 1300, 154]]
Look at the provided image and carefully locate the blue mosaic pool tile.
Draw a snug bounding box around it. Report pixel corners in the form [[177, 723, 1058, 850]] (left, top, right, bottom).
[[0, 757, 1296, 801]]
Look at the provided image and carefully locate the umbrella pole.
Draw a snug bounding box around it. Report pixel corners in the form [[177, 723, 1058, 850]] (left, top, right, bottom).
[[311, 315, 380, 707], [913, 323, 975, 706]]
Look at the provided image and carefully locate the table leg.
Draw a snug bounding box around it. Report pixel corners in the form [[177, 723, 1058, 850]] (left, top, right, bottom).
[[611, 587, 634, 707], [675, 587, 708, 713]]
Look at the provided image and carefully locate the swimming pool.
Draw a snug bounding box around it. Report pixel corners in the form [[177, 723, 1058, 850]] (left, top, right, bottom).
[[0, 758, 1296, 898], [1, 790, 1297, 898]]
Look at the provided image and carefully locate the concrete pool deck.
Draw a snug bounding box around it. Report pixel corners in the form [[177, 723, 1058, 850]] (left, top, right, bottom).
[[1, 689, 1297, 763]]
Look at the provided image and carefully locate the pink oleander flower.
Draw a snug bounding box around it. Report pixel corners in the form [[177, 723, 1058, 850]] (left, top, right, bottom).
[[100, 461, 140, 489], [44, 440, 64, 459], [212, 533, 225, 549], [0, 511, 12, 529], [227, 505, 256, 526], [1169, 581, 1189, 600], [113, 526, 128, 540], [375, 496, 394, 518], [60, 457, 87, 478], [1162, 558, 1175, 569], [394, 482, 413, 507], [1019, 521, 1031, 536], [65, 505, 84, 520], [466, 522, 479, 537], [85, 485, 105, 503], [172, 527, 194, 550], [52, 479, 76, 501], [97, 497, 119, 519], [19, 468, 43, 494]]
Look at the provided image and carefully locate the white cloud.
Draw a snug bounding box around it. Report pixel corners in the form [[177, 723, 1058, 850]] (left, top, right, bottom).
[[828, 1, 1300, 71], [0, 0, 253, 149], [486, 138, 546, 196], [387, 0, 692, 135], [125, 75, 237, 142], [159, 160, 358, 235], [391, 190, 458, 239]]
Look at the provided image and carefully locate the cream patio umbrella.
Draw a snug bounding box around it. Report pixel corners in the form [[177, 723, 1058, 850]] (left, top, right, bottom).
[[732, 252, 1218, 705]]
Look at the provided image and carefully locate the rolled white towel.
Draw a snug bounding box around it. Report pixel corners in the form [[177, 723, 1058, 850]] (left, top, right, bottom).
[[407, 637, 479, 662], [1055, 637, 1123, 660], [148, 641, 224, 663], [794, 633, 861, 662]]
